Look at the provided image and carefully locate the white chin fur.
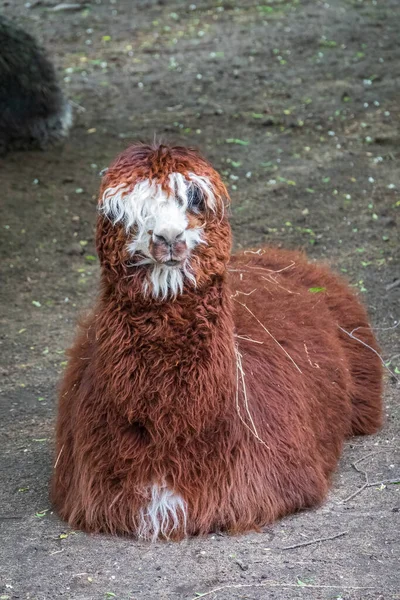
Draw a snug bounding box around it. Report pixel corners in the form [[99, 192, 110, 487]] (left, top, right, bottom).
[[135, 260, 197, 300]]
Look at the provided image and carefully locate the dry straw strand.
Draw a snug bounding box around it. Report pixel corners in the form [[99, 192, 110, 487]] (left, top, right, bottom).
[[338, 325, 399, 382], [54, 444, 64, 469], [234, 298, 302, 374], [234, 345, 270, 450]]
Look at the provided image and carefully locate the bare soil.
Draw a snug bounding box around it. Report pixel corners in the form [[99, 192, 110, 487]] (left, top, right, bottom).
[[0, 0, 399, 599]]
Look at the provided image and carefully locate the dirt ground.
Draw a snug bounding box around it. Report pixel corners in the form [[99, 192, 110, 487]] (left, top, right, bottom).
[[0, 0, 399, 598]]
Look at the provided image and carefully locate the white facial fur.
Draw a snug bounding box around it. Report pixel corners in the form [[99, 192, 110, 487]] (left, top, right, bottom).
[[100, 172, 215, 299]]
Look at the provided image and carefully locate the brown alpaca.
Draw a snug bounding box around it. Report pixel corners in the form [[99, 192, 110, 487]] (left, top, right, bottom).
[[52, 143, 383, 540]]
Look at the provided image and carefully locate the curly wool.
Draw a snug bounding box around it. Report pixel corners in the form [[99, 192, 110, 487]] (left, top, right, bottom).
[[52, 143, 383, 540]]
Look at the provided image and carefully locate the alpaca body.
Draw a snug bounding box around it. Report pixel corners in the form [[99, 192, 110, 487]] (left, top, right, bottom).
[[0, 16, 72, 154], [52, 144, 382, 539], [52, 248, 382, 538]]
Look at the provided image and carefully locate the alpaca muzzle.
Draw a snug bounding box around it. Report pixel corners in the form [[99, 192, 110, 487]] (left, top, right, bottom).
[[150, 234, 189, 265]]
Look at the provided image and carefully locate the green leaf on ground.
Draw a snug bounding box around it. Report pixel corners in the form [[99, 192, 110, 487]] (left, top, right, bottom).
[[225, 138, 250, 146]]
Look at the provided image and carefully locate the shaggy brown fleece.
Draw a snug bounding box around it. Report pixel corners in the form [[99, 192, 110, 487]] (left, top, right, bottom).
[[51, 143, 383, 539]]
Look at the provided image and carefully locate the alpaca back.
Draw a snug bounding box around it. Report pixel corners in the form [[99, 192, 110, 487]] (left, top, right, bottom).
[[230, 248, 383, 440]]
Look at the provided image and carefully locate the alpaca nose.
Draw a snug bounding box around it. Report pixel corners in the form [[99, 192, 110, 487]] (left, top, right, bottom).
[[153, 227, 185, 246]]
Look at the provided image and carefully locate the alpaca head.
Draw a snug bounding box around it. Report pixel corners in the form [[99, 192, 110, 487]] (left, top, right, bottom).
[[97, 144, 232, 299]]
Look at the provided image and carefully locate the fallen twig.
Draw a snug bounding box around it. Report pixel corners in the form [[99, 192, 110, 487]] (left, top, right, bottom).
[[342, 456, 400, 503], [280, 530, 348, 550], [343, 479, 400, 503], [191, 580, 376, 599], [343, 483, 369, 503], [367, 478, 400, 487], [352, 450, 385, 466], [386, 279, 400, 291]]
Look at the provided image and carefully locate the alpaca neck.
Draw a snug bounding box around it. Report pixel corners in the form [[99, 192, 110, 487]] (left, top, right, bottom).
[[99, 271, 237, 431], [132, 274, 235, 351], [102, 269, 234, 346]]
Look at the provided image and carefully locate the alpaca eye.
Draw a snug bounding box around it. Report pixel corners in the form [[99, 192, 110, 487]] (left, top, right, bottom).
[[188, 186, 205, 213]]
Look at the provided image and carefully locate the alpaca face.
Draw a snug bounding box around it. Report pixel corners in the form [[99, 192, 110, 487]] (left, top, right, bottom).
[[97, 144, 232, 299], [100, 172, 218, 298]]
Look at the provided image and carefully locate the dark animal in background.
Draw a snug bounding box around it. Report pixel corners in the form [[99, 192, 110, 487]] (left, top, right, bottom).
[[0, 16, 72, 154], [52, 143, 383, 540]]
